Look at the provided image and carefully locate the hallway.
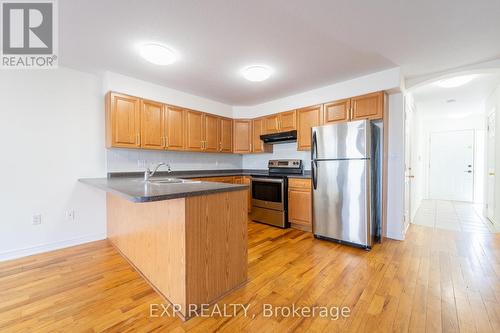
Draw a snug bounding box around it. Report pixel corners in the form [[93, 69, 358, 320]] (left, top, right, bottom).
[[412, 200, 497, 233]]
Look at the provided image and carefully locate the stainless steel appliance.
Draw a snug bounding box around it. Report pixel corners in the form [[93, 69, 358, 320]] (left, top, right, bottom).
[[311, 120, 382, 249], [251, 159, 303, 228]]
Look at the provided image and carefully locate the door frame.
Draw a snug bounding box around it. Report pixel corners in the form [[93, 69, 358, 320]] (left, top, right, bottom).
[[427, 129, 476, 202], [486, 111, 496, 223]]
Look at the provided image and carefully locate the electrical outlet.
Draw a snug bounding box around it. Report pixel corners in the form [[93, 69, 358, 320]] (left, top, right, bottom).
[[32, 214, 42, 225], [66, 210, 76, 222]]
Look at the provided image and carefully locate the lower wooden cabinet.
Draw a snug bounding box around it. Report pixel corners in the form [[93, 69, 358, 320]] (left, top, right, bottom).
[[288, 178, 312, 231]]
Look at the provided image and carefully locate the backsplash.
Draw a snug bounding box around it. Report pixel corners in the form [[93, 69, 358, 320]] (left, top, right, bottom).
[[106, 148, 243, 172], [242, 143, 311, 170], [107, 143, 310, 172]]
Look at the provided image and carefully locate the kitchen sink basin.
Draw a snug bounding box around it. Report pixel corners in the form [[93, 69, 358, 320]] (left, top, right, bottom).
[[148, 178, 201, 184]]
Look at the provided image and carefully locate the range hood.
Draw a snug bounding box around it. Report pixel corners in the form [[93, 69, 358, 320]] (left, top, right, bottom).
[[260, 130, 297, 144]]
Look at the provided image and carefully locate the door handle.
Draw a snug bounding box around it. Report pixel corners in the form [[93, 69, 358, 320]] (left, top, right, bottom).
[[465, 170, 472, 173], [489, 172, 495, 176], [312, 160, 318, 190], [311, 130, 318, 161]]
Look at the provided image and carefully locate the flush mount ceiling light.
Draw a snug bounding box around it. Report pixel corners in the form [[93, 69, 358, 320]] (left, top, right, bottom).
[[138, 43, 178, 66], [434, 74, 478, 88], [241, 65, 273, 82]]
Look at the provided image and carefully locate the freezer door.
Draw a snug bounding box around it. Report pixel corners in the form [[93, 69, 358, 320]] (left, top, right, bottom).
[[312, 120, 370, 160], [312, 159, 371, 247]]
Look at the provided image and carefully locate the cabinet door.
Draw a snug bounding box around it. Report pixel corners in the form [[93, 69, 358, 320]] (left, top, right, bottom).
[[279, 110, 297, 131], [243, 176, 252, 213], [219, 118, 233, 153], [323, 99, 350, 124], [106, 92, 141, 148], [297, 105, 322, 151], [140, 100, 165, 150], [252, 118, 265, 153], [233, 120, 252, 153], [185, 110, 204, 151], [288, 187, 312, 227], [351, 92, 384, 120], [165, 106, 185, 150], [204, 114, 220, 152], [263, 114, 280, 134]]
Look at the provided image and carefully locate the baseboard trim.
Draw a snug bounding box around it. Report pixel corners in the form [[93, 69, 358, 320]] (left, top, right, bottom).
[[0, 232, 107, 262]]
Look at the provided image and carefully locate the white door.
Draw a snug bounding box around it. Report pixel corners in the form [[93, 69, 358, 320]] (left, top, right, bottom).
[[487, 113, 495, 221], [429, 130, 474, 202]]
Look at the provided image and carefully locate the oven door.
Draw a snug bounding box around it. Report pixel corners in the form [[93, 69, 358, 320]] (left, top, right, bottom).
[[251, 177, 284, 211]]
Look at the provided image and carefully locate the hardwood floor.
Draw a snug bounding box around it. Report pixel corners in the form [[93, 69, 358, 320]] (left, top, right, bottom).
[[0, 222, 499, 332]]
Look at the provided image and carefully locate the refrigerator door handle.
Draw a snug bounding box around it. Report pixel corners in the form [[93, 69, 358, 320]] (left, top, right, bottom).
[[312, 160, 318, 190], [311, 130, 318, 161]]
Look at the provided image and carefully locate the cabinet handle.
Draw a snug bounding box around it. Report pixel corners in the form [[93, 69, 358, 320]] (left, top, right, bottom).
[[165, 136, 169, 148], [136, 133, 141, 146], [350, 107, 354, 120]]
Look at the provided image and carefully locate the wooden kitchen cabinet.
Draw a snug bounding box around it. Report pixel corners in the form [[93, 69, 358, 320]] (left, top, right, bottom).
[[351, 92, 384, 120], [219, 117, 233, 153], [233, 120, 252, 153], [288, 178, 312, 231], [263, 114, 280, 134], [263, 110, 296, 134], [140, 99, 165, 150], [297, 105, 322, 151], [243, 176, 252, 213], [165, 106, 185, 150], [323, 99, 350, 124], [203, 114, 220, 152], [279, 110, 297, 131], [185, 110, 204, 152], [252, 118, 272, 153], [106, 92, 141, 148]]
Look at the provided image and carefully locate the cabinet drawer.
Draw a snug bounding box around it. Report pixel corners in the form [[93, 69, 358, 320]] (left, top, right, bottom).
[[288, 178, 311, 189]]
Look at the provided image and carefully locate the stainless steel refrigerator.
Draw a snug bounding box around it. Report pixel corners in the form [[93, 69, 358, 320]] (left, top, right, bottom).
[[311, 120, 382, 249]]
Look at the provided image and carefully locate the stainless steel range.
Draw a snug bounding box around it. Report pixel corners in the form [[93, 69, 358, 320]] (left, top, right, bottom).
[[250, 159, 303, 228]]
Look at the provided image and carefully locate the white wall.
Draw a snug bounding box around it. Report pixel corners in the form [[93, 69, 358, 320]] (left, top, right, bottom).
[[386, 93, 406, 240], [233, 67, 401, 118], [0, 68, 107, 260], [242, 143, 310, 170], [103, 72, 233, 117]]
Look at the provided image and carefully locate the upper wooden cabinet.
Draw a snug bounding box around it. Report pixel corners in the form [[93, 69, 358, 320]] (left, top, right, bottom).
[[106, 92, 141, 148], [203, 114, 220, 152], [165, 106, 185, 151], [140, 99, 165, 150], [219, 117, 233, 153], [280, 110, 297, 131], [252, 118, 272, 153], [185, 110, 204, 152], [297, 105, 322, 151], [262, 110, 297, 134], [323, 99, 350, 124], [351, 92, 384, 120], [233, 120, 252, 153], [263, 114, 280, 134]]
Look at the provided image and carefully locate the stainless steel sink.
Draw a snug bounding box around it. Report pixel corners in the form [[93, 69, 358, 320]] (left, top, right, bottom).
[[146, 178, 201, 184]]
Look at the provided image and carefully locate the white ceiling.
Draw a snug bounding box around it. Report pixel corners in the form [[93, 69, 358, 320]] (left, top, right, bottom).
[[411, 74, 500, 118], [59, 0, 500, 105]]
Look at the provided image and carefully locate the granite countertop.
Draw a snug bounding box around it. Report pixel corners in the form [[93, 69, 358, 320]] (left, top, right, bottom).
[[79, 169, 311, 203], [79, 177, 248, 203]]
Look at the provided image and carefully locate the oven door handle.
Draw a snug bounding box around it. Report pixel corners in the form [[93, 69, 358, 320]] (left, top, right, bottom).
[[251, 178, 284, 184]]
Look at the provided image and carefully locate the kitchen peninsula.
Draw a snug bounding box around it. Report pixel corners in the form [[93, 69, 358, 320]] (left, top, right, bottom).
[[79, 176, 249, 320]]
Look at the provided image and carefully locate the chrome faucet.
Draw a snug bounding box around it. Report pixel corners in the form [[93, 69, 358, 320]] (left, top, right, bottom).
[[144, 163, 171, 181]]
